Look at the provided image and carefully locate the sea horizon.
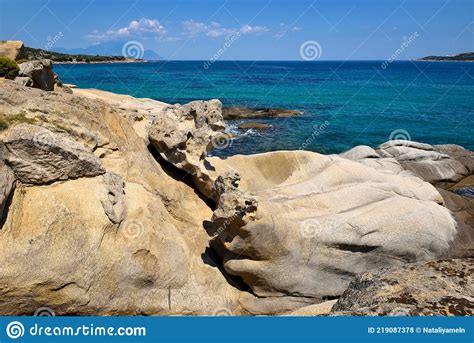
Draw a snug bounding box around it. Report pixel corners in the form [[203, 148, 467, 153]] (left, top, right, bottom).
[[55, 60, 474, 156]]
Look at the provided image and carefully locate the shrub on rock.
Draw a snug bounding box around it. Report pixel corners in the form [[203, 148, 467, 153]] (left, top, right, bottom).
[[0, 56, 19, 79]]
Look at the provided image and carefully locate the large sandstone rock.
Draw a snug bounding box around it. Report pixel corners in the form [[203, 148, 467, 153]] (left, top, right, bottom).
[[0, 124, 105, 184], [208, 151, 458, 300], [331, 258, 474, 316], [148, 100, 228, 199], [18, 59, 55, 91], [0, 80, 240, 315], [0, 40, 25, 60]]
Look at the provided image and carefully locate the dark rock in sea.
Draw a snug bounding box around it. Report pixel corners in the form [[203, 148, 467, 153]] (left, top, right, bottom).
[[222, 106, 302, 119], [238, 122, 272, 130]]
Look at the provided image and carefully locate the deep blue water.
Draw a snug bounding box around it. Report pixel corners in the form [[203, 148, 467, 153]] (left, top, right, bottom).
[[55, 61, 474, 156]]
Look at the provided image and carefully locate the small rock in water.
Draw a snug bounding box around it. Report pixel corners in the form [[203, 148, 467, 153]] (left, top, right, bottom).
[[238, 122, 271, 130]]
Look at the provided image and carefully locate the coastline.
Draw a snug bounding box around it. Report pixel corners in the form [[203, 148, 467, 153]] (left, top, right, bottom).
[[416, 59, 474, 62], [53, 59, 149, 65]]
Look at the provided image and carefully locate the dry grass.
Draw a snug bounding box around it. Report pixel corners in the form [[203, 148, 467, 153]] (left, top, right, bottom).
[[0, 112, 36, 131]]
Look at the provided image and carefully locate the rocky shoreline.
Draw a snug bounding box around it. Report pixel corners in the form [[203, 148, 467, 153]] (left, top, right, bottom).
[[0, 57, 473, 316]]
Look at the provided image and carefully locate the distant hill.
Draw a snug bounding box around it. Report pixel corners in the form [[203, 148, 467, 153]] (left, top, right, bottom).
[[418, 52, 474, 61], [21, 46, 140, 63], [54, 41, 163, 61]]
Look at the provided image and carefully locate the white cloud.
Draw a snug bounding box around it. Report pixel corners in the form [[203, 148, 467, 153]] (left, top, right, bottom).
[[273, 23, 303, 38], [239, 25, 269, 34], [182, 20, 269, 38], [87, 18, 167, 42]]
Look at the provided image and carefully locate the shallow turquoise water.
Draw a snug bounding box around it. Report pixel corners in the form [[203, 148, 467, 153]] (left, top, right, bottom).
[[55, 61, 474, 156]]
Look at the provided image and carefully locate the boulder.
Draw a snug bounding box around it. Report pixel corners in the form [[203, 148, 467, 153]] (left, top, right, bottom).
[[0, 40, 25, 60], [331, 258, 474, 316], [148, 99, 228, 199], [0, 79, 241, 315], [1, 124, 105, 184], [209, 150, 458, 300], [18, 59, 55, 91], [339, 145, 379, 160], [376, 140, 472, 185]]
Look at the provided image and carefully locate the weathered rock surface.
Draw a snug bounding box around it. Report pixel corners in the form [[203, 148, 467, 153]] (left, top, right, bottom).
[[376, 140, 473, 185], [331, 258, 474, 316], [284, 300, 337, 316], [0, 124, 105, 184], [14, 76, 34, 87], [0, 162, 15, 223], [0, 79, 240, 315], [18, 59, 55, 91], [341, 140, 474, 260], [223, 107, 302, 119], [0, 40, 25, 60], [208, 151, 458, 300], [437, 189, 474, 257], [100, 172, 126, 224], [148, 99, 227, 199]]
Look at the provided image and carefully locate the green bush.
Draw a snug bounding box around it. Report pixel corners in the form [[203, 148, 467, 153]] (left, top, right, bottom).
[[16, 59, 29, 64], [0, 56, 20, 79]]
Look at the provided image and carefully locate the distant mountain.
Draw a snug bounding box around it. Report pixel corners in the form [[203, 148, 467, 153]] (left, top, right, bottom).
[[418, 52, 474, 61], [55, 41, 163, 61]]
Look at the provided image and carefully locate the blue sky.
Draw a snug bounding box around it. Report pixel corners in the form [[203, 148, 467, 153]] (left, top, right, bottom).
[[1, 0, 472, 60]]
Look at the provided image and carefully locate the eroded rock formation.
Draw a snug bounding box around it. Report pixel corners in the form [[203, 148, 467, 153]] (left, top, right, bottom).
[[208, 151, 458, 302], [0, 74, 472, 316], [18, 59, 56, 91], [148, 99, 228, 199]]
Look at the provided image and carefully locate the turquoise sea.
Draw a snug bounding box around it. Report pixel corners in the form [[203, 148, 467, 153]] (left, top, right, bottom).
[[55, 61, 474, 157]]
